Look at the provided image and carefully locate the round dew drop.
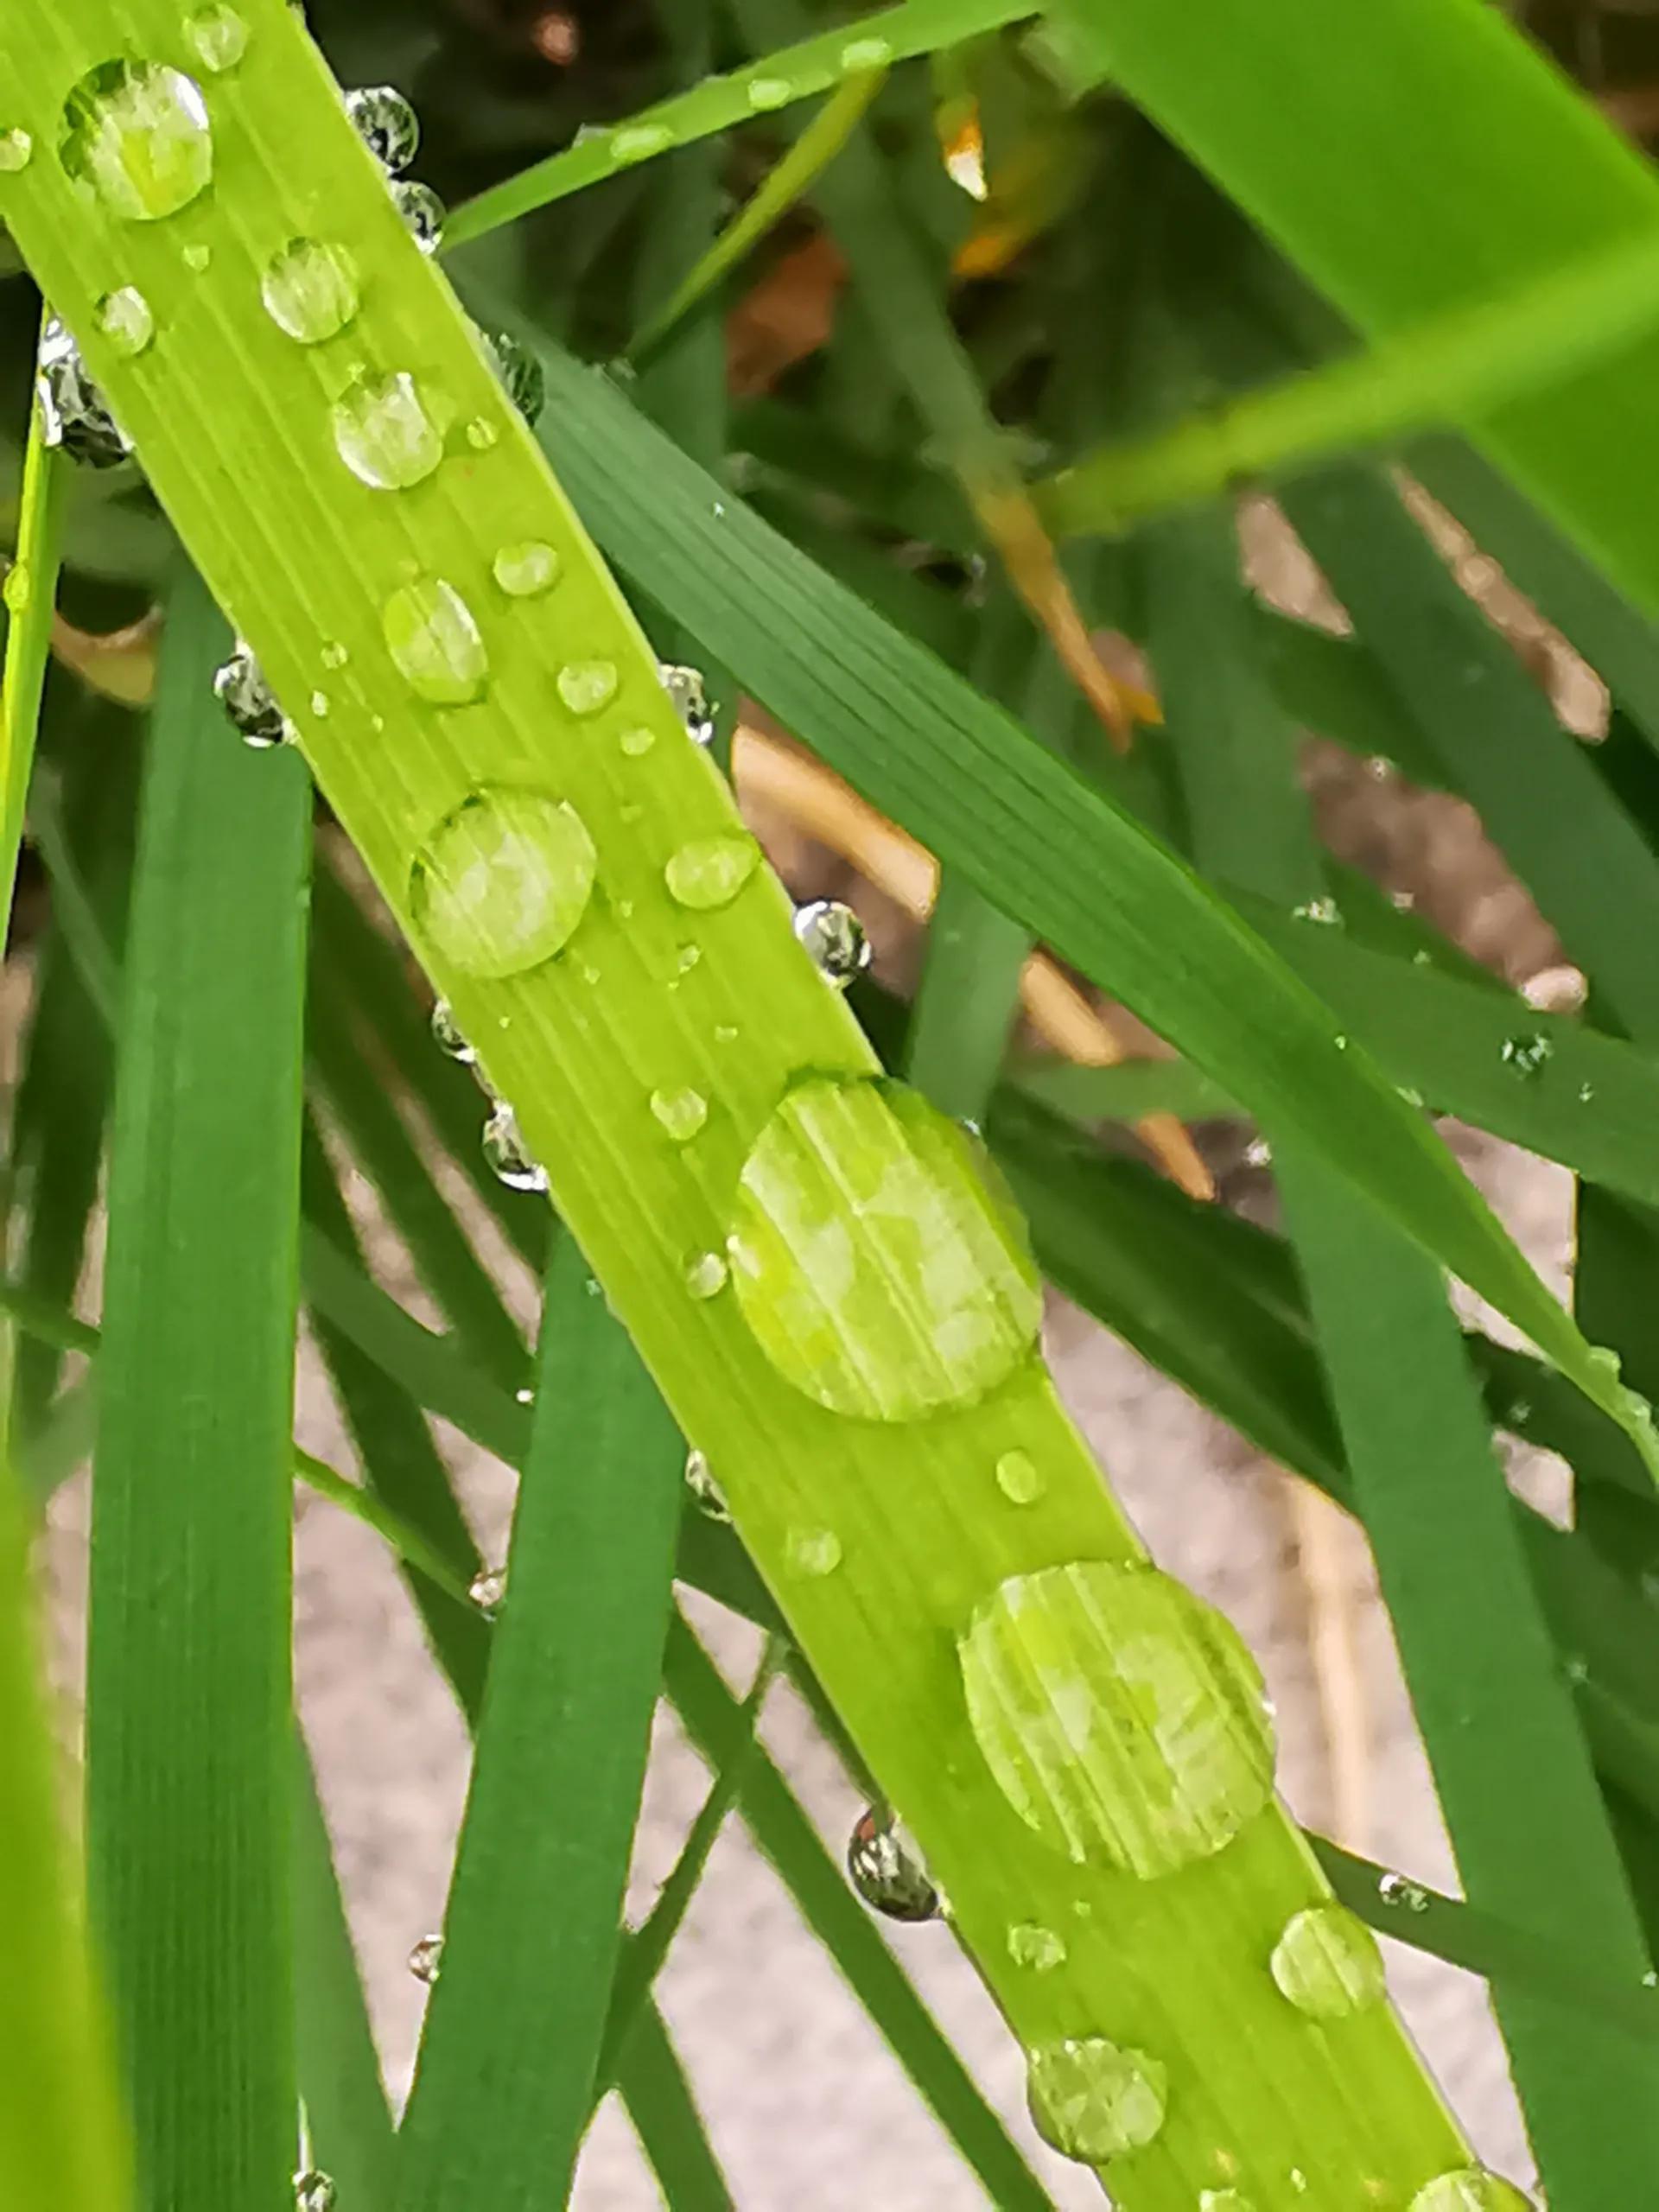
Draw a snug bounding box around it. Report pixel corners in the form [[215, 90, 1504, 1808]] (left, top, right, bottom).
[[2, 565, 28, 614], [332, 369, 446, 490], [957, 1561, 1275, 1875], [995, 1449, 1045, 1505], [1007, 1922, 1066, 1972], [59, 60, 213, 221], [683, 1449, 729, 1524], [493, 540, 560, 597], [1269, 1904, 1385, 2018], [391, 178, 446, 254], [184, 5, 251, 73], [1408, 2172, 1535, 2212], [665, 834, 760, 912], [383, 576, 489, 705], [727, 1076, 1041, 1421], [684, 1250, 728, 1300], [293, 2175, 336, 2212], [262, 238, 360, 344], [794, 898, 871, 988], [93, 285, 155, 359], [619, 725, 656, 757], [557, 660, 620, 717], [747, 76, 792, 110], [410, 788, 596, 978], [651, 1087, 708, 1143], [407, 1932, 444, 1985], [469, 1565, 506, 1615], [182, 242, 212, 271], [612, 123, 674, 164], [213, 640, 293, 749], [847, 1808, 940, 1923], [345, 85, 420, 174], [429, 998, 476, 1065], [483, 1106, 546, 1192], [0, 128, 34, 172], [786, 1527, 842, 1578], [1027, 2037, 1167, 2162]]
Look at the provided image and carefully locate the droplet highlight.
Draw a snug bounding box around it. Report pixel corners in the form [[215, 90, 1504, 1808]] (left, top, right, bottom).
[[957, 1561, 1274, 1874], [93, 285, 154, 358], [480, 326, 545, 424], [430, 998, 475, 1064], [36, 315, 131, 467], [995, 1449, 1045, 1505], [383, 576, 489, 705], [262, 238, 360, 344], [1501, 1033, 1551, 1079], [747, 77, 792, 111], [1027, 2037, 1167, 2162], [612, 123, 673, 164], [410, 788, 596, 978], [651, 1087, 708, 1143], [847, 1808, 940, 1923], [184, 6, 250, 73], [557, 659, 620, 717], [665, 835, 759, 911], [492, 540, 559, 597], [332, 369, 445, 490], [1269, 1904, 1385, 2018], [659, 662, 716, 745], [60, 60, 213, 221]]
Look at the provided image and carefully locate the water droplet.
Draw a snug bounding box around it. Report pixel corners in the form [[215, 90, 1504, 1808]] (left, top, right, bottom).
[[1501, 1033, 1551, 1079], [684, 1448, 729, 1523], [676, 944, 701, 973], [383, 576, 489, 705], [1377, 1871, 1430, 1914], [35, 315, 130, 467], [747, 76, 792, 111], [1027, 2037, 1167, 2161], [321, 640, 349, 671], [469, 1563, 507, 1612], [0, 128, 35, 173], [182, 241, 211, 271], [995, 1449, 1045, 1505], [619, 725, 656, 757], [94, 285, 154, 358], [261, 237, 360, 343], [1269, 1904, 1384, 2018], [430, 998, 475, 1064], [557, 659, 620, 717], [345, 84, 419, 173], [185, 5, 250, 72], [651, 1087, 708, 1143], [787, 1527, 842, 1577], [465, 416, 499, 451], [1291, 895, 1341, 926], [332, 369, 446, 490], [958, 1561, 1274, 1874], [483, 1105, 548, 1193], [793, 899, 871, 988], [665, 833, 759, 911], [847, 1807, 940, 1923], [1201, 2194, 1256, 2212], [391, 178, 446, 253], [213, 639, 294, 748], [727, 1077, 1040, 1421], [408, 1932, 443, 1985], [842, 36, 893, 68], [1408, 2172, 1534, 2212], [480, 326, 545, 424], [309, 690, 330, 718], [1, 564, 29, 615], [60, 60, 213, 221], [293, 2175, 336, 2212], [1007, 1922, 1065, 1972], [1579, 1080, 1596, 1103], [685, 1250, 728, 1300], [612, 122, 673, 164], [492, 540, 560, 596], [410, 788, 596, 978], [658, 663, 716, 745]]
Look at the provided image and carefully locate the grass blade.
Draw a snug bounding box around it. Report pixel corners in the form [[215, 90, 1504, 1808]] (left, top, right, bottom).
[[0, 312, 67, 927], [618, 2007, 735, 2211]]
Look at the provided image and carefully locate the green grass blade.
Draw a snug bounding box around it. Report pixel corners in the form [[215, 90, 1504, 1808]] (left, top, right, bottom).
[[0, 312, 67, 929], [398, 1238, 683, 2208], [618, 2007, 735, 2212], [87, 569, 309, 2212]]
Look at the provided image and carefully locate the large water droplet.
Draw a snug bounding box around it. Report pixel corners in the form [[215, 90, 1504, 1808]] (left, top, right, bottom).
[[786, 1527, 842, 1577], [383, 576, 488, 705], [411, 788, 595, 978], [1027, 2037, 1167, 2161], [728, 1076, 1040, 1421], [1007, 1922, 1066, 1972], [0, 128, 35, 173], [557, 660, 619, 717], [36, 315, 131, 467], [665, 835, 758, 911], [492, 540, 560, 597], [1408, 2173, 1534, 2212], [60, 60, 213, 221], [93, 285, 154, 358], [345, 85, 419, 174], [794, 899, 871, 988], [213, 639, 294, 749], [262, 238, 359, 344], [651, 1087, 708, 1143], [391, 178, 445, 254], [957, 1561, 1274, 1874], [184, 6, 250, 73], [847, 1808, 941, 1923], [332, 369, 446, 490], [683, 1448, 729, 1523], [1269, 1904, 1384, 2018], [408, 1932, 444, 1985], [293, 2175, 336, 2212], [995, 1449, 1045, 1505]]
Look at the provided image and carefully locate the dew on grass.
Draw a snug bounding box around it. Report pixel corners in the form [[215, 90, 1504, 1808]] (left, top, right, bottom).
[[410, 789, 596, 977], [483, 1104, 547, 1193], [793, 899, 870, 988], [60, 60, 213, 220], [492, 540, 560, 596], [345, 85, 419, 173], [1269, 1904, 1385, 2018], [665, 835, 759, 911], [847, 1808, 940, 1923], [383, 576, 489, 704], [184, 6, 250, 73], [650, 1087, 708, 1143], [261, 238, 359, 344], [331, 369, 446, 489], [557, 659, 619, 717], [1027, 2037, 1167, 2161], [213, 639, 293, 748]]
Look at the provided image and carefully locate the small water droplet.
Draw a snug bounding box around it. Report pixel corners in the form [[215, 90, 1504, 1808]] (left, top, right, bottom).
[[793, 899, 871, 988], [1408, 2172, 1534, 2212], [620, 725, 657, 757], [959, 1561, 1274, 1874], [1027, 2037, 1167, 2161], [408, 1932, 444, 1985], [1579, 1080, 1596, 1103], [430, 998, 475, 1064], [346, 85, 419, 173], [1269, 1904, 1384, 2018], [847, 1807, 940, 1923], [1291, 895, 1341, 926], [293, 2175, 336, 2212], [94, 285, 154, 358], [35, 315, 130, 467], [715, 1023, 738, 1044], [685, 1250, 728, 1300], [1007, 1922, 1066, 1972], [1243, 1135, 1273, 1169], [309, 690, 330, 717], [612, 122, 674, 164], [995, 1449, 1045, 1505], [1201, 2194, 1256, 2212], [383, 576, 488, 705], [213, 639, 294, 748], [332, 369, 446, 489], [557, 660, 620, 717], [1501, 1033, 1551, 1079], [492, 540, 560, 596], [1377, 1871, 1430, 1914], [676, 944, 701, 973], [3, 564, 29, 613], [786, 1527, 842, 1577], [0, 128, 35, 173], [469, 1563, 507, 1612], [410, 788, 597, 977], [320, 640, 349, 671], [262, 237, 360, 343], [651, 1087, 708, 1143], [60, 60, 213, 221], [466, 416, 499, 451], [182, 241, 212, 270], [842, 36, 893, 68], [728, 1077, 1040, 1421], [391, 177, 446, 253], [683, 1447, 729, 1523], [665, 833, 759, 911], [479, 326, 545, 425], [658, 662, 716, 745], [747, 76, 792, 111], [185, 5, 250, 73]]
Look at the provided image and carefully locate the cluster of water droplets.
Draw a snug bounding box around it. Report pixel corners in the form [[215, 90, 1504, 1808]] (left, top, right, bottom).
[[344, 84, 445, 254]]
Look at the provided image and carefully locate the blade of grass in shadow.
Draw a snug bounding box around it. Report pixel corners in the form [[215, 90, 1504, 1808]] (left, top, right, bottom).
[[87, 569, 309, 2211], [0, 310, 67, 928], [397, 1236, 683, 2209]]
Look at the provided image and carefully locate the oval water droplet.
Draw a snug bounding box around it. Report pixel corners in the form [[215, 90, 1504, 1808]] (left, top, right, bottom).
[[391, 177, 445, 252], [747, 77, 792, 111], [1027, 2037, 1167, 2161], [465, 416, 499, 451], [262, 238, 360, 344], [1201, 2193, 1256, 2212], [786, 1527, 842, 1577], [842, 36, 893, 68], [794, 899, 871, 988], [728, 1077, 1040, 1421], [469, 1564, 506, 1613], [847, 1807, 940, 1923], [620, 725, 656, 757], [651, 1087, 708, 1143], [345, 85, 419, 174], [685, 1250, 728, 1300], [185, 5, 250, 72], [1269, 1904, 1384, 2018], [408, 1932, 444, 1985], [1377, 1871, 1430, 1914], [60, 60, 213, 221], [309, 690, 330, 718], [492, 540, 560, 596], [410, 788, 596, 978], [0, 128, 35, 173], [332, 369, 446, 490], [1408, 2172, 1534, 2212], [958, 1561, 1274, 1874], [480, 327, 545, 425], [182, 241, 212, 271], [383, 576, 488, 705], [557, 659, 619, 717], [612, 123, 674, 164], [430, 998, 476, 1064], [659, 662, 716, 745], [293, 2175, 336, 2212], [665, 836, 757, 912], [321, 641, 349, 671], [94, 285, 154, 358], [684, 1448, 729, 1523], [1007, 1922, 1066, 1972], [995, 1449, 1045, 1505], [3, 564, 29, 613], [213, 639, 294, 749]]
